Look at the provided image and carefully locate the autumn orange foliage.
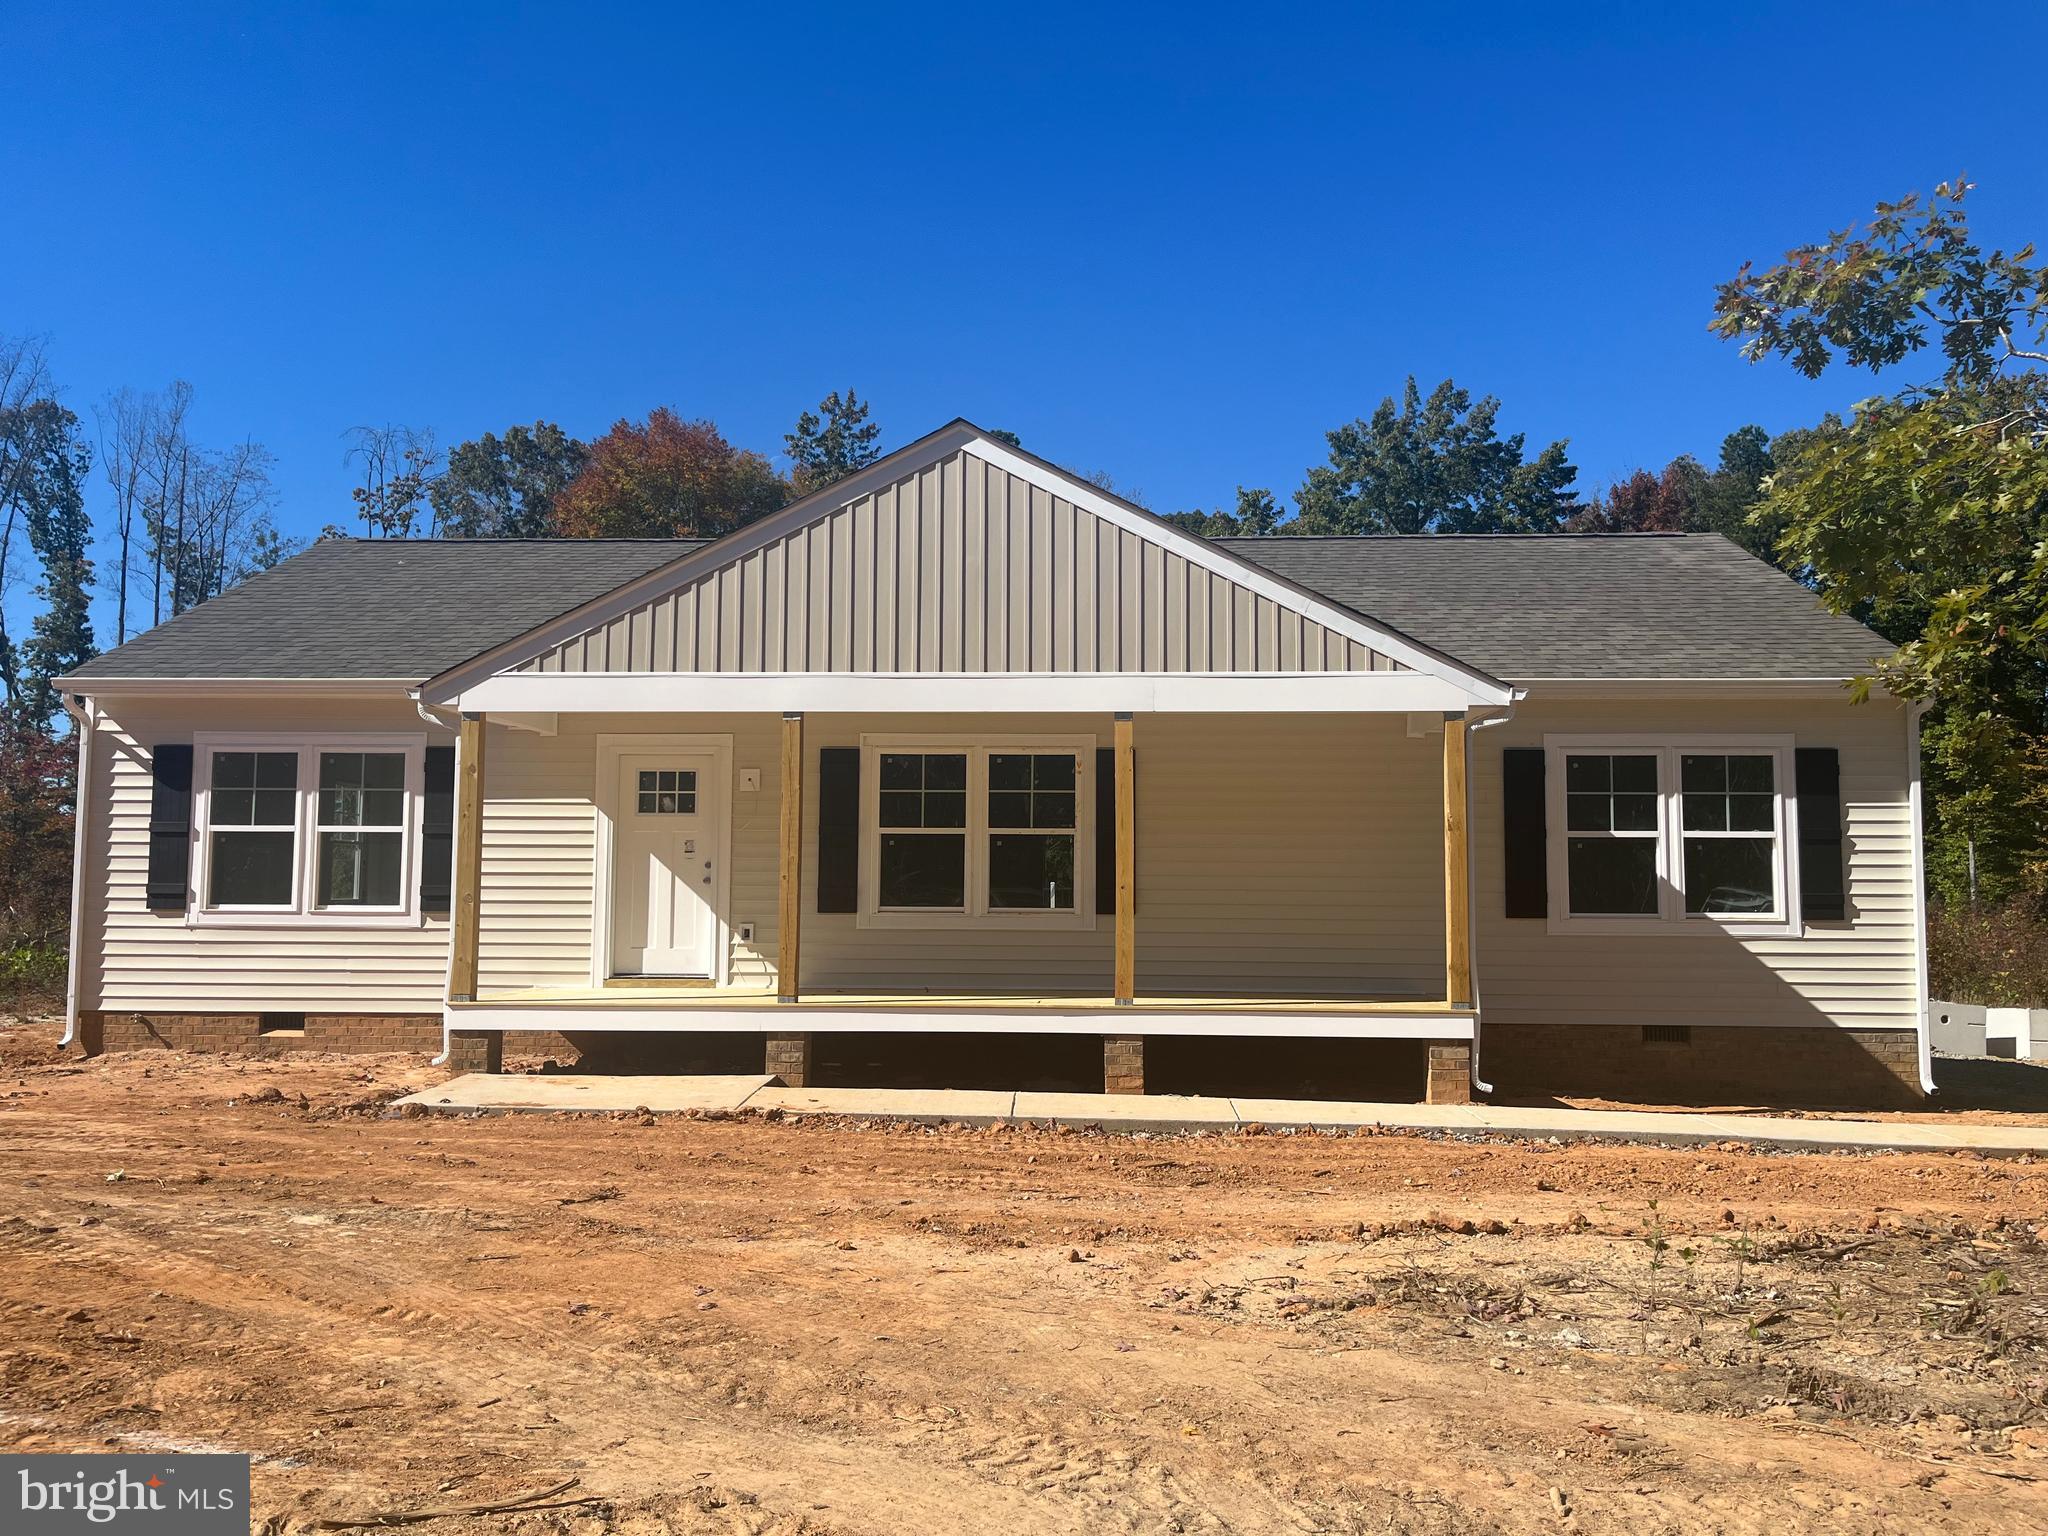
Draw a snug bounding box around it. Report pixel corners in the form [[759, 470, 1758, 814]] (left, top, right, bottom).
[[552, 408, 790, 538]]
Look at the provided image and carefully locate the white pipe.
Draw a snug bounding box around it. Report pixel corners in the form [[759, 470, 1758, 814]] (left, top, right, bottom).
[[1907, 697, 1936, 1094], [57, 696, 95, 1050], [1459, 690, 1525, 1096]]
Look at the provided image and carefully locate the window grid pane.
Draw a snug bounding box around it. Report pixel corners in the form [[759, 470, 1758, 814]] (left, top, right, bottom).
[[634, 767, 697, 815], [1564, 753, 1661, 918]]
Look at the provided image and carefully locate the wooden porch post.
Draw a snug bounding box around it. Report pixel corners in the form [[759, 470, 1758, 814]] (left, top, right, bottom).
[[449, 711, 486, 1003], [1443, 713, 1472, 1009], [1114, 712, 1136, 1005], [778, 711, 804, 1003]]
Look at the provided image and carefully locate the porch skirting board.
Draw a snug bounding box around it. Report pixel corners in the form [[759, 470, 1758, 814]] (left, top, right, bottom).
[[444, 1000, 1478, 1041], [75, 1011, 573, 1059], [1482, 1023, 1924, 1106]]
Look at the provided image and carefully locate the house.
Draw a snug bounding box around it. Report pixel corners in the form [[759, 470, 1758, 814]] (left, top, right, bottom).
[[57, 420, 1930, 1106]]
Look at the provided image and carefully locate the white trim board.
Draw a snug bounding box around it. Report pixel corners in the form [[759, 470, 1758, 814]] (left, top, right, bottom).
[[447, 670, 1486, 715], [417, 421, 1513, 708], [444, 1004, 1477, 1041]]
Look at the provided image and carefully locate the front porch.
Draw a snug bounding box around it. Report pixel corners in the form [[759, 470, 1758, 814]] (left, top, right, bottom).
[[436, 698, 1484, 1103]]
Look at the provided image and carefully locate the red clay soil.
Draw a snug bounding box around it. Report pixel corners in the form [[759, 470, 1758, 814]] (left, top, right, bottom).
[[3, 1016, 2047, 1534]]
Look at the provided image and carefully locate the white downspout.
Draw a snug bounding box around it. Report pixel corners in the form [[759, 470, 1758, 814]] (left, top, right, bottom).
[[1462, 690, 1525, 1096], [1907, 697, 1936, 1094], [58, 695, 95, 1050]]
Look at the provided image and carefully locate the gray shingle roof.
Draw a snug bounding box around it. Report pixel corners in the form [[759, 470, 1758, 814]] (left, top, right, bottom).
[[67, 530, 1891, 687], [1219, 533, 1893, 681], [66, 539, 698, 682]]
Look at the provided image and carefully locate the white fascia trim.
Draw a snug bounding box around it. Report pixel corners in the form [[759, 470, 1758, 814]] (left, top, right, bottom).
[[443, 1003, 1476, 1040], [418, 422, 1513, 707], [63, 677, 421, 699], [449, 670, 1488, 715]]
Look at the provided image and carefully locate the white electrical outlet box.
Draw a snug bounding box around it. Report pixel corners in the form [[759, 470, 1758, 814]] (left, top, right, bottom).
[[738, 922, 756, 944], [739, 767, 761, 791]]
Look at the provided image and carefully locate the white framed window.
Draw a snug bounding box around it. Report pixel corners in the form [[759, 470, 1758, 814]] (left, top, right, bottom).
[[858, 735, 1095, 929], [1545, 735, 1801, 937], [192, 734, 426, 927]]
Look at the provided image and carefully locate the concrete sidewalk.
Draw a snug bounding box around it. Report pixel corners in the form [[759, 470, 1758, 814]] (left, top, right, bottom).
[[394, 1073, 2048, 1157]]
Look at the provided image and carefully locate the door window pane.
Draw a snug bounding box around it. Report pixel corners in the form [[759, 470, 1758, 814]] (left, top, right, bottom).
[[1566, 837, 1659, 915], [636, 767, 697, 814], [878, 833, 966, 908]]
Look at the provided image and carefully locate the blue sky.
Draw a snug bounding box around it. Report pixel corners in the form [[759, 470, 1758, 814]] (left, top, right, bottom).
[[10, 3, 2047, 640]]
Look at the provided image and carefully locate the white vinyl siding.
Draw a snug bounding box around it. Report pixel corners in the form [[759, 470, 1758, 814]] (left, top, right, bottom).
[[80, 697, 453, 1014], [514, 452, 1407, 677], [1474, 696, 1918, 1032]]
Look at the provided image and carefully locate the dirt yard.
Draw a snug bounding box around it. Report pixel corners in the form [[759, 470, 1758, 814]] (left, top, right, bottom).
[[4, 1019, 2047, 1535]]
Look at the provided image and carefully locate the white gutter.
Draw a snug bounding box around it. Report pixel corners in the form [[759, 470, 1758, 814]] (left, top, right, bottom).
[[57, 695, 95, 1050], [58, 676, 420, 698], [1907, 698, 1936, 1095], [1460, 690, 1525, 1096]]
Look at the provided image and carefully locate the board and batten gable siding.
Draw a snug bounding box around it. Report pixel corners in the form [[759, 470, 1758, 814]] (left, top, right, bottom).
[[512, 452, 1407, 676], [1472, 696, 1919, 1033], [472, 711, 1449, 996], [81, 697, 454, 1014]]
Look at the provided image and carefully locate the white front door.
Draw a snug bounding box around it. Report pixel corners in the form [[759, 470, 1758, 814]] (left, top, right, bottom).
[[610, 752, 722, 977]]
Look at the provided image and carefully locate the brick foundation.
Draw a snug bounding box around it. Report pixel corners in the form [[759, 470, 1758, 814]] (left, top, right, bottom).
[[1425, 1040, 1472, 1104], [75, 1012, 573, 1062], [446, 1030, 503, 1074], [1104, 1034, 1145, 1094], [1483, 1024, 1924, 1107], [765, 1032, 814, 1087]]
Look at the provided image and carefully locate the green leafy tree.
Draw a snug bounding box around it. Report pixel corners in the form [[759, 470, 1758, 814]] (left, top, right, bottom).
[[1713, 180, 2048, 903], [1292, 377, 1578, 534], [785, 390, 880, 495], [345, 424, 439, 538], [429, 421, 587, 537], [1161, 487, 1283, 537]]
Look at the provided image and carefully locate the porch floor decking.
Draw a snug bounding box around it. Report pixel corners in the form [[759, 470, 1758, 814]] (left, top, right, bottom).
[[467, 986, 1469, 1013]]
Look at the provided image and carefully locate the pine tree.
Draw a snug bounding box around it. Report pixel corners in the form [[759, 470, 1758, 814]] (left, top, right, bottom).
[[785, 390, 881, 494], [21, 406, 95, 728]]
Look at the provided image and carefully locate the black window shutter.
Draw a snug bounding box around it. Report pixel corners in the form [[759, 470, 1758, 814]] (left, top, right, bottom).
[[1094, 746, 1134, 914], [816, 747, 860, 913], [146, 744, 194, 912], [419, 744, 456, 914], [1795, 747, 1846, 921], [1501, 747, 1547, 919]]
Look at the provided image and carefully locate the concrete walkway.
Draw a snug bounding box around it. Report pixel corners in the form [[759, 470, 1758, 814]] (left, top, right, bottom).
[[393, 1073, 2048, 1156]]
